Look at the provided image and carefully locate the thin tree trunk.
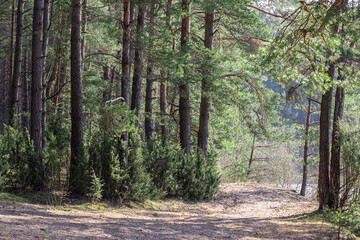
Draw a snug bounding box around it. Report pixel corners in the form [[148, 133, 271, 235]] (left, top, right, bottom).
[[144, 65, 154, 140], [54, 8, 67, 108], [81, 0, 88, 71], [9, 0, 25, 125], [159, 0, 173, 145], [247, 134, 256, 177], [119, 1, 131, 156], [70, 0, 84, 193], [198, 11, 214, 158], [301, 97, 312, 196], [128, 2, 135, 83], [329, 85, 345, 209], [179, 0, 191, 156], [121, 1, 131, 105], [131, 3, 147, 125], [42, 0, 50, 149], [22, 45, 29, 130], [144, 3, 155, 140], [160, 80, 168, 144], [31, 0, 45, 189], [318, 65, 334, 210], [103, 66, 111, 102], [8, 0, 16, 121]]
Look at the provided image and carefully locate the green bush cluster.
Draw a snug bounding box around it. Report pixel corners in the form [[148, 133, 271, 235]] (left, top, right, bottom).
[[0, 125, 37, 189], [88, 131, 220, 202], [144, 135, 221, 200], [324, 202, 360, 236], [0, 110, 220, 202]]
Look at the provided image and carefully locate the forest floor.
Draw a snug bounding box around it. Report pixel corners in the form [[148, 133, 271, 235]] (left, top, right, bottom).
[[0, 182, 355, 240]]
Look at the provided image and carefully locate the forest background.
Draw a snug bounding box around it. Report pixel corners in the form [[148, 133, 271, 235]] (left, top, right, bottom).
[[0, 0, 359, 227]]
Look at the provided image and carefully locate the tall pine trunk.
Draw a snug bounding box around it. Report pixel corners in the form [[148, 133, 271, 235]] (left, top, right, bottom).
[[9, 0, 25, 125], [301, 97, 312, 196], [42, 0, 50, 149], [121, 1, 131, 105], [329, 0, 348, 210], [144, 3, 155, 140], [329, 85, 345, 208], [81, 0, 88, 71], [131, 3, 147, 125], [179, 0, 191, 156], [159, 0, 173, 145], [318, 65, 334, 210], [198, 11, 214, 158], [31, 0, 45, 189], [70, 0, 84, 193], [8, 0, 16, 121]]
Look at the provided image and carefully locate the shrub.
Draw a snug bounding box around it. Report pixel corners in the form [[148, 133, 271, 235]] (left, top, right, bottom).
[[179, 149, 221, 201], [88, 131, 155, 202], [324, 202, 360, 236], [0, 125, 37, 189], [143, 135, 183, 196], [89, 170, 104, 203]]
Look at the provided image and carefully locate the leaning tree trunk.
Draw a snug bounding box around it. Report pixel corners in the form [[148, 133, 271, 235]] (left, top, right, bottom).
[[131, 3, 147, 126], [70, 0, 84, 193], [247, 134, 256, 177], [9, 0, 25, 125], [318, 64, 334, 210], [179, 0, 191, 156], [31, 0, 45, 189], [198, 11, 214, 158], [300, 97, 312, 196]]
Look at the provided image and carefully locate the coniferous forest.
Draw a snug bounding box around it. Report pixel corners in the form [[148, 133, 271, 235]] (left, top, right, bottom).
[[0, 0, 360, 238]]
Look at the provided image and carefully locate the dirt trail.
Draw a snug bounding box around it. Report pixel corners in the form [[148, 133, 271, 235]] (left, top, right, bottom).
[[0, 183, 352, 239]]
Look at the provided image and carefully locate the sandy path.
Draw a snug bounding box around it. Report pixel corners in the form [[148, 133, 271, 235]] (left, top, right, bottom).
[[0, 183, 352, 239]]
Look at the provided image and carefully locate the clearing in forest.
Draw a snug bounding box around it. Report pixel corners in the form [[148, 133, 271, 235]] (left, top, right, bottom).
[[0, 183, 354, 239]]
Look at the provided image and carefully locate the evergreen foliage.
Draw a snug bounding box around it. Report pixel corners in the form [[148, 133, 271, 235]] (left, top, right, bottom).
[[0, 125, 38, 189], [179, 149, 221, 200]]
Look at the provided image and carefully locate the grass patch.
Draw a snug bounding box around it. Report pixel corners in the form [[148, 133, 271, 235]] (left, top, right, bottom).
[[0, 192, 31, 204]]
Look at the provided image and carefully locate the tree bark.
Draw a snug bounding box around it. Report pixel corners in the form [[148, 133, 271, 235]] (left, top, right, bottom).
[[8, 0, 16, 122], [22, 46, 30, 130], [329, 85, 345, 208], [329, 0, 348, 210], [54, 8, 67, 108], [159, 0, 173, 145], [42, 0, 50, 149], [81, 0, 88, 71], [121, 1, 131, 105], [103, 66, 111, 102], [144, 3, 155, 140], [9, 0, 25, 125], [247, 134, 256, 176], [179, 0, 191, 156], [144, 65, 154, 140], [70, 0, 84, 193], [318, 65, 334, 210], [128, 2, 135, 84], [198, 11, 214, 158], [301, 97, 312, 196], [31, 0, 45, 189], [131, 3, 147, 125]]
